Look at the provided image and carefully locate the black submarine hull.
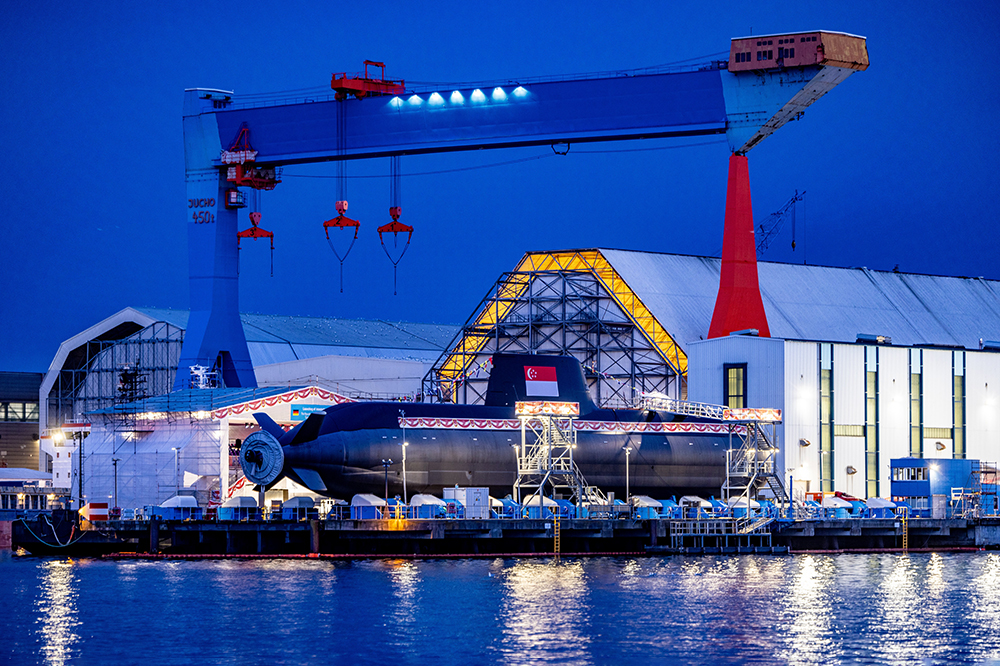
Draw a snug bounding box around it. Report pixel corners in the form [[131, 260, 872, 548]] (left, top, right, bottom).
[[246, 354, 734, 500]]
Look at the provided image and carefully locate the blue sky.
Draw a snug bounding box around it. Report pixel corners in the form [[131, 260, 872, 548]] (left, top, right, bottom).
[[2, 1, 998, 373]]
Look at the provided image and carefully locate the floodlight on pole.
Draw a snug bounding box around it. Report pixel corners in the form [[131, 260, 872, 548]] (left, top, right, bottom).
[[381, 458, 393, 499], [171, 447, 179, 495], [112, 457, 121, 512], [623, 445, 633, 501], [401, 442, 409, 503]]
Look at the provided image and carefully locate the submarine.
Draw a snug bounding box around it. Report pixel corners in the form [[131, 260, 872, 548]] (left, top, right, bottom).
[[240, 353, 732, 500]]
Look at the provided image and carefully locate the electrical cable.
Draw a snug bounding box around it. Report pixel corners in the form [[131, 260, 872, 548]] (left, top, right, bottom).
[[282, 138, 727, 180]]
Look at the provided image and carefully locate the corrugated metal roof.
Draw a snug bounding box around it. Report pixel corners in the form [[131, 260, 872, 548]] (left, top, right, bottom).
[[0, 372, 44, 400], [132, 308, 457, 362], [598, 249, 1000, 349], [89, 386, 309, 415]]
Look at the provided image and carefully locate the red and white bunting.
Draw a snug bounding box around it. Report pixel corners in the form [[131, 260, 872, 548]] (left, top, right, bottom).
[[398, 417, 743, 434], [574, 421, 744, 434], [213, 387, 353, 420], [400, 417, 521, 430]]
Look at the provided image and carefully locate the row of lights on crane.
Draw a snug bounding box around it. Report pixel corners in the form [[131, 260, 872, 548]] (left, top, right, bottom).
[[389, 86, 529, 109]]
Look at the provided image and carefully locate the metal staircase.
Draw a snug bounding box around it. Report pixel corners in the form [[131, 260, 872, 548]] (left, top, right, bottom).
[[723, 420, 789, 507], [514, 410, 595, 515]]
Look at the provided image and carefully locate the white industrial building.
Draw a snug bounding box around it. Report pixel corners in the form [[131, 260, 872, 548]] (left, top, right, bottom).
[[688, 335, 999, 501], [426, 249, 1000, 501], [39, 307, 457, 509]]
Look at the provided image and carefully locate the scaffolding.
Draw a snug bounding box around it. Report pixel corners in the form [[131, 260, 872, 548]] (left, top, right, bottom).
[[952, 461, 999, 518], [423, 264, 679, 407], [45, 321, 183, 430]]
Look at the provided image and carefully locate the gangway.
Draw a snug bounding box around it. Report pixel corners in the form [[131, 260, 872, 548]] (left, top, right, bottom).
[[648, 395, 788, 508]]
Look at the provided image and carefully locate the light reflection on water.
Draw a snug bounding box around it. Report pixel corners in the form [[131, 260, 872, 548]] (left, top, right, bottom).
[[778, 555, 839, 665], [499, 560, 594, 665], [5, 553, 1000, 665], [36, 559, 81, 666]]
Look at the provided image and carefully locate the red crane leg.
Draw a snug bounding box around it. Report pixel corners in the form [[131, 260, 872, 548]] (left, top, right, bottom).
[[708, 154, 771, 339]]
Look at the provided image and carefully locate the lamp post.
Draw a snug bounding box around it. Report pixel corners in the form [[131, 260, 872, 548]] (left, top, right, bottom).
[[112, 457, 121, 512], [171, 447, 179, 496], [401, 442, 409, 503], [622, 445, 633, 502], [381, 458, 393, 499]]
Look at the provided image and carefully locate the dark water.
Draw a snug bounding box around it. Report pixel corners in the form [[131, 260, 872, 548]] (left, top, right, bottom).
[[3, 552, 1000, 665]]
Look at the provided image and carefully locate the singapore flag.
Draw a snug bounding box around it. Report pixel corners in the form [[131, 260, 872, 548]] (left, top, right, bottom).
[[524, 366, 559, 397]]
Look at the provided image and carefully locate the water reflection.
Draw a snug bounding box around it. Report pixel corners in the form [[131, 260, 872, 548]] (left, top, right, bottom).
[[971, 553, 1000, 662], [872, 555, 926, 663], [36, 560, 81, 666], [778, 555, 839, 665], [499, 560, 594, 665]]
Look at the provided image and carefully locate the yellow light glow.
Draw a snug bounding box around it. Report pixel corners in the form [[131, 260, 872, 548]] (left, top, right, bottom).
[[435, 250, 687, 389]]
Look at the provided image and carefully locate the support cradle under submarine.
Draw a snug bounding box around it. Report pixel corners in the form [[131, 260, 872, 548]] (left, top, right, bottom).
[[240, 353, 735, 500]]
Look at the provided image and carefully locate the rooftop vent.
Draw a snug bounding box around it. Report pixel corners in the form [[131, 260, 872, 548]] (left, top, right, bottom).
[[981, 339, 1000, 351], [729, 328, 759, 337]]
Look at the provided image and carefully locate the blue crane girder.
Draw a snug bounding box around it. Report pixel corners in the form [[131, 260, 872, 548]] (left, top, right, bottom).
[[211, 68, 729, 164], [174, 60, 860, 390]]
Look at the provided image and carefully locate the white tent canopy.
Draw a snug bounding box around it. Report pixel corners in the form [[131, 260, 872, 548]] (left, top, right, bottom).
[[679, 495, 712, 508], [351, 494, 387, 507], [410, 494, 446, 507], [522, 495, 558, 507], [161, 495, 199, 508], [283, 496, 315, 509], [222, 496, 258, 508]]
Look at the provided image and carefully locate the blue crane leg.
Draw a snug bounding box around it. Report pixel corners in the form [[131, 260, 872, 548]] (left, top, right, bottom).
[[174, 105, 257, 390]]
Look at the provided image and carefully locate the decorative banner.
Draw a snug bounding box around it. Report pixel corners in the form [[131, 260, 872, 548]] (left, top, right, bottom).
[[213, 387, 353, 420], [401, 418, 521, 430], [515, 401, 580, 416], [723, 408, 782, 422], [399, 417, 743, 434], [524, 365, 559, 397], [227, 475, 248, 499], [291, 404, 329, 421], [574, 421, 743, 434]]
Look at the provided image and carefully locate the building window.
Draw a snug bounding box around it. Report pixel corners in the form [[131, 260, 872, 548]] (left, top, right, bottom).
[[1, 401, 39, 422], [820, 344, 834, 492], [954, 351, 966, 459], [910, 349, 923, 457], [865, 346, 879, 498], [789, 48, 794, 58], [723, 364, 747, 409]]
